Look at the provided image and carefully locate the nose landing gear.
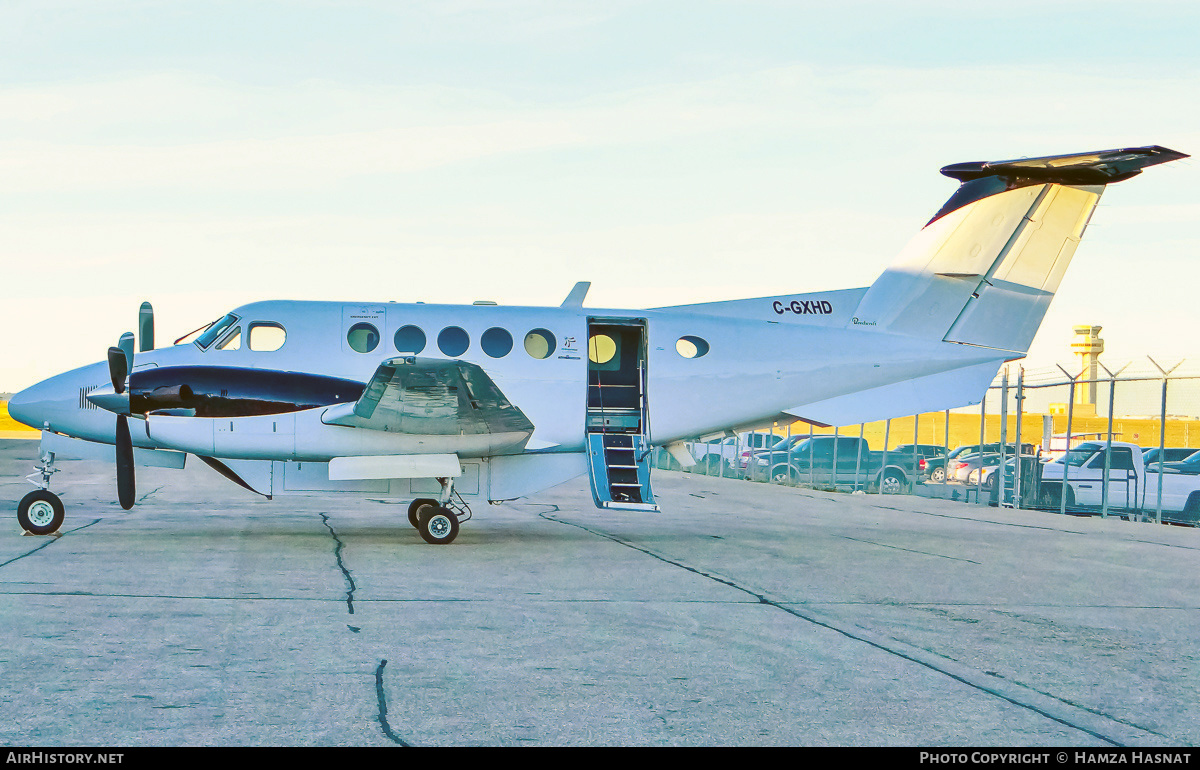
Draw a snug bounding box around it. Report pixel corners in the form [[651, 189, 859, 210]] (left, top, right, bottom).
[[18, 452, 64, 536]]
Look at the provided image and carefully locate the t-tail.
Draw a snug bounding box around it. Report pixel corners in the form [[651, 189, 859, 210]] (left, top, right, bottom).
[[849, 145, 1188, 353]]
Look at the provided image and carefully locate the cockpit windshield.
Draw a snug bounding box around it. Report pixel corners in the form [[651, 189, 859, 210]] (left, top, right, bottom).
[[194, 313, 241, 350]]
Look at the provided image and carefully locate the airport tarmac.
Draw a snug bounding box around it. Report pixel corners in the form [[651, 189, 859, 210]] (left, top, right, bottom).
[[1, 438, 1198, 747]]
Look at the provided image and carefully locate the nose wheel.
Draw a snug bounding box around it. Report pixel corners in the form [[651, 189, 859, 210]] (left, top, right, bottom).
[[18, 489, 64, 536]]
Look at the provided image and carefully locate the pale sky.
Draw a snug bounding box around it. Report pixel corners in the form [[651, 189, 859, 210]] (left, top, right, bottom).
[[2, 0, 1198, 392]]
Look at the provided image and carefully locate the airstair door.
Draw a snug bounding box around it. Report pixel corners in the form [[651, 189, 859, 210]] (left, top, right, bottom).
[[585, 320, 658, 511]]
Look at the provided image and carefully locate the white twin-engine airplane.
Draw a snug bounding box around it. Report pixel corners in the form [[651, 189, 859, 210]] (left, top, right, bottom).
[[8, 146, 1186, 543]]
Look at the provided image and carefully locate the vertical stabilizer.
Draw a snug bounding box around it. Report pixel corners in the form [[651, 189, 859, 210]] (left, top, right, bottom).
[[848, 146, 1186, 354]]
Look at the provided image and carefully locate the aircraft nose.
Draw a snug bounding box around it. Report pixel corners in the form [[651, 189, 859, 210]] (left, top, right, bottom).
[[7, 381, 47, 429]]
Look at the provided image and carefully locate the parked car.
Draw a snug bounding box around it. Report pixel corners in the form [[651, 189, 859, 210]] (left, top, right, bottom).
[[968, 454, 1040, 491], [887, 444, 947, 482], [925, 443, 1036, 483], [1155, 451, 1200, 475], [748, 435, 921, 493], [949, 452, 1001, 484], [1141, 447, 1197, 466], [688, 432, 780, 475]]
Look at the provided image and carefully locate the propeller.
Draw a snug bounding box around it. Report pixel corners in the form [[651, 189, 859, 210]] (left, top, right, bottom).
[[102, 303, 153, 510]]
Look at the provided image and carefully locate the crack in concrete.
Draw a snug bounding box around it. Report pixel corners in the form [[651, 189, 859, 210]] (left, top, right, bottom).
[[319, 513, 356, 615], [376, 659, 410, 746], [538, 510, 1168, 747], [0, 519, 101, 570]]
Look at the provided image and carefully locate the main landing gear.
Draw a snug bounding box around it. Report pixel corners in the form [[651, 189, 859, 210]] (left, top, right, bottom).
[[406, 477, 471, 545], [18, 452, 64, 536]]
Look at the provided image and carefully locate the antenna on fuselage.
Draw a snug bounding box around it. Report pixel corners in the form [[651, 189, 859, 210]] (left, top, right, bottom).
[[561, 282, 591, 308]]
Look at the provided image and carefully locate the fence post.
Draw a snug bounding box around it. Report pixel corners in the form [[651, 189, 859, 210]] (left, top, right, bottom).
[[1098, 361, 1126, 520], [881, 419, 891, 495], [1056, 365, 1081, 516], [999, 367, 1009, 506], [977, 389, 987, 502], [808, 422, 814, 488], [1148, 357, 1183, 525], [1014, 367, 1024, 509], [832, 425, 839, 489], [942, 409, 950, 486], [854, 423, 864, 492]]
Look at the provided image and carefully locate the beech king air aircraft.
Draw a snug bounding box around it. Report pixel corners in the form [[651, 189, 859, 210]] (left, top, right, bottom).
[[8, 145, 1187, 544]]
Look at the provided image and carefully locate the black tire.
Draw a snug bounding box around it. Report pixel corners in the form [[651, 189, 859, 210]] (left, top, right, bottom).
[[407, 498, 438, 529], [1183, 493, 1200, 526], [18, 490, 64, 536], [418, 506, 460, 545], [929, 467, 945, 483], [770, 465, 797, 485], [1039, 484, 1076, 511], [983, 473, 996, 491]]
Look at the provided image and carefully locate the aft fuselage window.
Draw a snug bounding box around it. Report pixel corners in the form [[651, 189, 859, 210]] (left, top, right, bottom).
[[438, 327, 470, 357], [676, 336, 710, 358], [248, 323, 286, 352], [348, 323, 380, 353], [481, 327, 513, 358]]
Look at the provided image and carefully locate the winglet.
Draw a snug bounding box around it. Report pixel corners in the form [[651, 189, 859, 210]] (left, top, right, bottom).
[[561, 281, 591, 308]]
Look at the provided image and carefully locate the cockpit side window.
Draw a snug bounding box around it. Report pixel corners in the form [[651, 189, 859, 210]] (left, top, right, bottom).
[[195, 314, 241, 350], [248, 323, 286, 352], [217, 327, 241, 350]]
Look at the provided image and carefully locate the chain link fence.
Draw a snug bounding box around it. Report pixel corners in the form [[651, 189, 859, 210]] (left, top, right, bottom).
[[659, 359, 1200, 527]]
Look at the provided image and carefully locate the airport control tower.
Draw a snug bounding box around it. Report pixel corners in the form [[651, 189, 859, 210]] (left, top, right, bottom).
[[1071, 324, 1104, 416]]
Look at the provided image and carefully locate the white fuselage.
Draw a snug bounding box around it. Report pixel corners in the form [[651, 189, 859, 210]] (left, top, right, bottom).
[[12, 295, 1008, 461]]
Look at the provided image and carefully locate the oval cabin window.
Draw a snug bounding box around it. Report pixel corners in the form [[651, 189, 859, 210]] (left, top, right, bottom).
[[676, 336, 709, 358]]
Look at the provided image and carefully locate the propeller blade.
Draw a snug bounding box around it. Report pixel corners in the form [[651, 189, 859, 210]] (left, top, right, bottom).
[[118, 332, 135, 369], [107, 347, 129, 394], [139, 302, 154, 352], [116, 414, 136, 510]]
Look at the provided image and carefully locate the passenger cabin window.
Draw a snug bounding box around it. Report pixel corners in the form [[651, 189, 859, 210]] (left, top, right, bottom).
[[348, 323, 380, 353], [525, 329, 556, 359], [395, 325, 426, 354], [248, 323, 286, 352], [438, 327, 469, 357], [481, 327, 513, 358]]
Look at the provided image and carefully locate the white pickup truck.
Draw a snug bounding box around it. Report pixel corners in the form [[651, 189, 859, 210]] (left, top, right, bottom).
[[1037, 441, 1200, 524]]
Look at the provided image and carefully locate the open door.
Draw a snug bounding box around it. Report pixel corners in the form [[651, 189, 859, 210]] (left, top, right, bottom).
[[585, 319, 658, 511]]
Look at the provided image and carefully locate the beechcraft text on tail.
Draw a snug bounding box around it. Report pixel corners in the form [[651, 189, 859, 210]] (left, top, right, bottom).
[[8, 145, 1187, 543]]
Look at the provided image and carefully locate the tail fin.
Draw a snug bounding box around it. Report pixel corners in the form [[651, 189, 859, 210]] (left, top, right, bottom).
[[849, 146, 1187, 353]]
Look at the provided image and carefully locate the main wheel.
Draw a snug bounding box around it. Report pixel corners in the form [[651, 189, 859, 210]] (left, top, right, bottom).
[[929, 467, 946, 483], [18, 490, 64, 536], [407, 498, 438, 529], [879, 471, 906, 495], [770, 465, 798, 485], [418, 506, 460, 545]]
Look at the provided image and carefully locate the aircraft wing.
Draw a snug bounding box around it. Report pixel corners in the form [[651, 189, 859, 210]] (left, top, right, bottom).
[[322, 357, 535, 438]]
